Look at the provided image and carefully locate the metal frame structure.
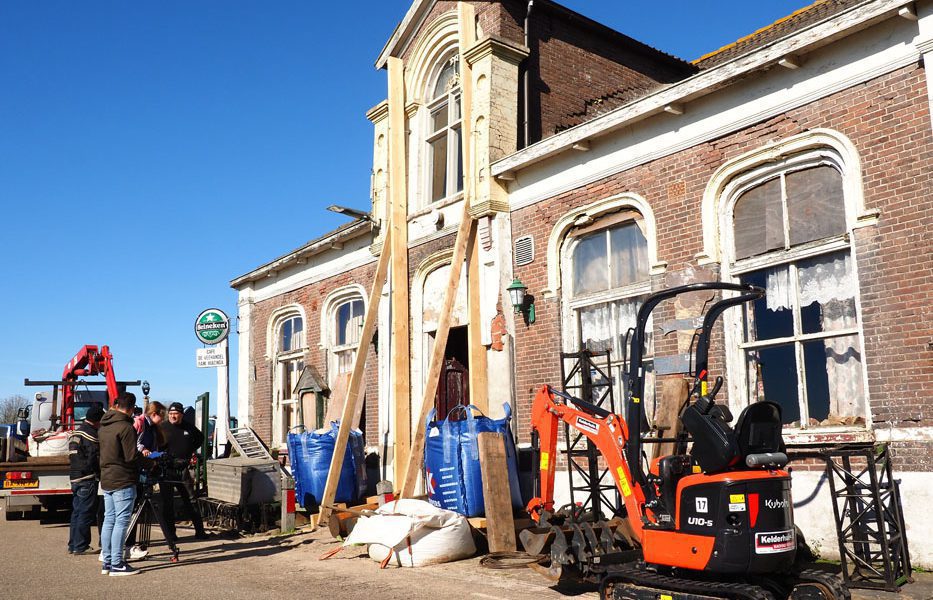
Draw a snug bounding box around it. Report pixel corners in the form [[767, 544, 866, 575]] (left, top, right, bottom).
[[789, 443, 912, 591], [826, 443, 912, 591], [559, 348, 622, 519]]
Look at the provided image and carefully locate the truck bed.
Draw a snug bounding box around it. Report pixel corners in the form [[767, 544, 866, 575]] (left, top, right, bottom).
[[0, 455, 70, 472]]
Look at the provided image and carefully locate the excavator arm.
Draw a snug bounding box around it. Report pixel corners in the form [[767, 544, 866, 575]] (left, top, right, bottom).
[[526, 385, 648, 542]]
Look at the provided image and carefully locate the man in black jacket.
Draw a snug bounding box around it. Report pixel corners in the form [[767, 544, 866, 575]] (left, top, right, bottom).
[[68, 404, 104, 554], [159, 402, 207, 541], [99, 393, 143, 576]]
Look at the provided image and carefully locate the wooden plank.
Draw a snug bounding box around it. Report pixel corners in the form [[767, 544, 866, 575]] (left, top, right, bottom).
[[322, 372, 350, 427], [399, 215, 476, 498], [655, 378, 688, 458], [397, 0, 482, 500], [459, 3, 488, 415], [477, 432, 517, 552], [387, 55, 411, 486], [314, 230, 393, 529]]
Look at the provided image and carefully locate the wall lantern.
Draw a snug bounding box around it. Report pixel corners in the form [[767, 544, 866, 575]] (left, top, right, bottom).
[[507, 278, 535, 325]]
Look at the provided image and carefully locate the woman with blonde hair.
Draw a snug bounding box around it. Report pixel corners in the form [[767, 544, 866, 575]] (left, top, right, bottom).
[[134, 401, 166, 457]]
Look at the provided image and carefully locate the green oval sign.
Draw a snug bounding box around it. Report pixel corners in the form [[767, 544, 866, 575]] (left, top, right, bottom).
[[195, 308, 229, 345]]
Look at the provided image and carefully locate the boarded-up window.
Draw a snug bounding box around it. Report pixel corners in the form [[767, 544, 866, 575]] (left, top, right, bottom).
[[786, 165, 846, 246], [733, 178, 783, 259], [733, 165, 845, 260]]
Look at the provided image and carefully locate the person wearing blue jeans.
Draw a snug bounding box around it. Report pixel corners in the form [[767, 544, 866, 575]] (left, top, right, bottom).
[[101, 484, 136, 571], [98, 393, 144, 576], [67, 404, 104, 554]]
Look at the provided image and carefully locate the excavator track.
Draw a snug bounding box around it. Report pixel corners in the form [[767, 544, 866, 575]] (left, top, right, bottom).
[[600, 564, 776, 600], [599, 565, 849, 600]]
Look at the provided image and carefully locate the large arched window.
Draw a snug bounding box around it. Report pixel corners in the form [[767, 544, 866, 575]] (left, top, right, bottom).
[[272, 313, 304, 446], [426, 56, 463, 203], [723, 151, 867, 429], [561, 212, 652, 404], [321, 286, 367, 391], [332, 298, 364, 376]]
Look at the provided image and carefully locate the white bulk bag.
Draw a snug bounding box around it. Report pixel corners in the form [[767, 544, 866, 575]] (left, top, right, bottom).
[[342, 499, 476, 567]]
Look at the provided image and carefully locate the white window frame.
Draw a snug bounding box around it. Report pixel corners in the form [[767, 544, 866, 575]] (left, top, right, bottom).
[[718, 146, 872, 441], [320, 286, 367, 389], [269, 310, 306, 447], [560, 217, 654, 415], [424, 55, 463, 205]]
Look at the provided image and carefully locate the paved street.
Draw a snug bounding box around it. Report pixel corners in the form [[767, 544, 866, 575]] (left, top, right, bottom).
[[0, 510, 929, 600]]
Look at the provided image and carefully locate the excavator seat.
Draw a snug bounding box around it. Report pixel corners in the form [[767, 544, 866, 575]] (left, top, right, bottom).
[[682, 400, 784, 474]]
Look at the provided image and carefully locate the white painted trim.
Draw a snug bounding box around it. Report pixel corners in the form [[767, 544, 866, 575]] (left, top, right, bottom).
[[264, 304, 308, 361], [249, 246, 375, 304], [542, 193, 664, 299], [405, 11, 459, 106], [319, 285, 368, 350], [713, 135, 873, 431], [503, 15, 917, 211], [236, 289, 254, 428], [701, 128, 869, 264], [492, 0, 913, 177]]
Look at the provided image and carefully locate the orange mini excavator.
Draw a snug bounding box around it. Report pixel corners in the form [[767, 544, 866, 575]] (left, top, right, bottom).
[[524, 283, 848, 600]]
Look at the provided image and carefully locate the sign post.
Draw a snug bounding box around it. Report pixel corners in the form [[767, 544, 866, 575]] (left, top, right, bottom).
[[195, 308, 230, 458]]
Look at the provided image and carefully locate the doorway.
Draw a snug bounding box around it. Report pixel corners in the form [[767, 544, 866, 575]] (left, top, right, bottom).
[[432, 325, 470, 420]]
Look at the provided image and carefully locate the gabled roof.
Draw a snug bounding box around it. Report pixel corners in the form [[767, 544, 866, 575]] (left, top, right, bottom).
[[491, 0, 910, 177], [375, 0, 432, 69], [230, 219, 372, 289], [694, 0, 865, 69]]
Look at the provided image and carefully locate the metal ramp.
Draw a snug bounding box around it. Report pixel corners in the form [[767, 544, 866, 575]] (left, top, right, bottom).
[[227, 427, 276, 463]]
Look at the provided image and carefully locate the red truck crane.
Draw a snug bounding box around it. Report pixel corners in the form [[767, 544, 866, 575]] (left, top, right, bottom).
[[0, 345, 141, 518]]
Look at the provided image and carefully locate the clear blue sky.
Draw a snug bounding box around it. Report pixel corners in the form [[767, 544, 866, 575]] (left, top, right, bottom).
[[0, 1, 813, 416]]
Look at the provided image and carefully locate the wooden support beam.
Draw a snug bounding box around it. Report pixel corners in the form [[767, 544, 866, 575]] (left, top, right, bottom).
[[459, 2, 488, 415], [400, 214, 476, 498], [387, 56, 411, 485], [478, 432, 517, 552], [315, 230, 393, 528]]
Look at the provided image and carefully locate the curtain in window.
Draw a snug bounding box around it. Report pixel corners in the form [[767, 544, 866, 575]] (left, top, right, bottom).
[[798, 253, 862, 419]]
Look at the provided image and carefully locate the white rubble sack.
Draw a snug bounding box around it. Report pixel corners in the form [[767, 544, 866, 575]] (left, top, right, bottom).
[[342, 498, 476, 567]]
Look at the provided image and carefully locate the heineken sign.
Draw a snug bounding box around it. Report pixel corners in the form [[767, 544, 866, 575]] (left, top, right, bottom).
[[195, 308, 229, 345]]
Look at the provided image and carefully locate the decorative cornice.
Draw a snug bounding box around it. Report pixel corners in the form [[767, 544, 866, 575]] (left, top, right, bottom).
[[405, 101, 421, 119], [463, 35, 529, 67], [916, 37, 933, 55], [366, 100, 390, 124], [468, 198, 510, 219]]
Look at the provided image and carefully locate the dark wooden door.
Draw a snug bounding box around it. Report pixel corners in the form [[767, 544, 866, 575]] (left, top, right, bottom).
[[435, 357, 469, 421]]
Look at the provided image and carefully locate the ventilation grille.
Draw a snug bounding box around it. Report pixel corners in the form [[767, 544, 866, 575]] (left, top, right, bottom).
[[514, 235, 534, 266]]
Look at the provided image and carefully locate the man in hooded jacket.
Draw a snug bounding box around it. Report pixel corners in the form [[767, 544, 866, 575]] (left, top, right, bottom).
[[98, 392, 143, 576]]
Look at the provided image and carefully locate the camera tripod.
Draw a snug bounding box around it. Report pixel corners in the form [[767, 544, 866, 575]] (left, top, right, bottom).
[[124, 480, 180, 563]]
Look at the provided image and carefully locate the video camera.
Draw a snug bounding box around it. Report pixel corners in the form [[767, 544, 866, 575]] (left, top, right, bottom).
[[140, 452, 188, 487]]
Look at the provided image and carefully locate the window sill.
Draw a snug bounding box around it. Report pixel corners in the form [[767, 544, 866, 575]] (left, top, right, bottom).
[[782, 426, 872, 446], [408, 192, 464, 221]]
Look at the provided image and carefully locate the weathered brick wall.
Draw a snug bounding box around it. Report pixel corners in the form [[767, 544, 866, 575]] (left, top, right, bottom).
[[511, 65, 933, 463], [398, 1, 694, 145], [247, 260, 380, 449]]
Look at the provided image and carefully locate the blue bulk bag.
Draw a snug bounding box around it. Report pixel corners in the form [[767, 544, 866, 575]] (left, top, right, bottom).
[[423, 403, 522, 517], [287, 423, 366, 511]]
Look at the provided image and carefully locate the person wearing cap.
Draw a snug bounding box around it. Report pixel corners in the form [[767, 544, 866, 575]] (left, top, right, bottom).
[[68, 403, 104, 555], [159, 402, 207, 541]]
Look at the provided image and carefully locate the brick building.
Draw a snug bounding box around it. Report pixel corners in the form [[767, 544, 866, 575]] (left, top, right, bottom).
[[232, 0, 933, 566]]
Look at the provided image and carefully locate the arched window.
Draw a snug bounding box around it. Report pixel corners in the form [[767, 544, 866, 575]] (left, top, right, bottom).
[[272, 313, 304, 446], [426, 57, 463, 203], [561, 213, 652, 405], [723, 152, 866, 429], [333, 298, 365, 376]]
